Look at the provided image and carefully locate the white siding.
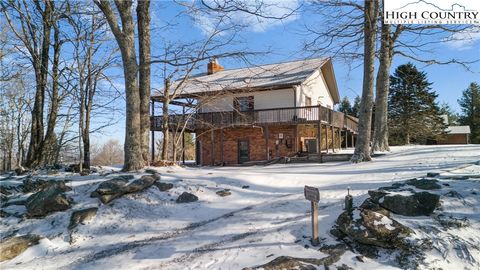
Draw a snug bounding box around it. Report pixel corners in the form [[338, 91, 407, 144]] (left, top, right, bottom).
[[298, 70, 334, 109], [198, 88, 295, 112]]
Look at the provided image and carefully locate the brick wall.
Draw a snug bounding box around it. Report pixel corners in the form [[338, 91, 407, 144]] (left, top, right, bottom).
[[197, 124, 345, 165]]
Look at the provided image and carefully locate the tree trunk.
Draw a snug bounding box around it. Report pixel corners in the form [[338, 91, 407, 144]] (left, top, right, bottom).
[[95, 0, 145, 171], [372, 19, 392, 153], [351, 0, 378, 163], [161, 96, 170, 161], [137, 0, 151, 165], [42, 20, 62, 166], [26, 1, 52, 167]]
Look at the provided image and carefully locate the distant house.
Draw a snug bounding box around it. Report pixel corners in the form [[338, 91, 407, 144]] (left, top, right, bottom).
[[439, 126, 471, 144], [151, 58, 358, 165], [438, 115, 471, 144]]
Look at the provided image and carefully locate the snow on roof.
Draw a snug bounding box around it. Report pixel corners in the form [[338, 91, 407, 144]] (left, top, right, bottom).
[[446, 125, 471, 134], [152, 57, 339, 101]]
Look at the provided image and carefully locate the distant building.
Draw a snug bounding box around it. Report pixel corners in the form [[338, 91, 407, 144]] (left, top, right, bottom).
[[438, 115, 471, 144]]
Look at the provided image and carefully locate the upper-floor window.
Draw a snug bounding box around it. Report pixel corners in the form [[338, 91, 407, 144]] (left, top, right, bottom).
[[234, 96, 254, 112], [305, 96, 312, 107]]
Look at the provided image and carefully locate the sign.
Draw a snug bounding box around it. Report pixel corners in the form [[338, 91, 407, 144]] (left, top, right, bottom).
[[304, 185, 320, 246], [304, 185, 320, 203]]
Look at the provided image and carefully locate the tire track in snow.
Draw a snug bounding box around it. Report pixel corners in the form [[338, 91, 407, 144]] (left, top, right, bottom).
[[64, 193, 298, 269]]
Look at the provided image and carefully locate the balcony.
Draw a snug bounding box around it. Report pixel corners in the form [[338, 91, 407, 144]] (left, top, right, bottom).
[[151, 105, 358, 133]]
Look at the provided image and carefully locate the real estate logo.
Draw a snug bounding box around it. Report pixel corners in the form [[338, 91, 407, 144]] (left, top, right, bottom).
[[384, 0, 480, 24]]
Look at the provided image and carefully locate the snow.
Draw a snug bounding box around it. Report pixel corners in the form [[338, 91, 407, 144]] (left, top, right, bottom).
[[1, 144, 479, 270], [373, 214, 396, 231]]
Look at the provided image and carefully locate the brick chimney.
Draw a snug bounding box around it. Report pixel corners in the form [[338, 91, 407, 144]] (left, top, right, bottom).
[[207, 58, 224, 75]]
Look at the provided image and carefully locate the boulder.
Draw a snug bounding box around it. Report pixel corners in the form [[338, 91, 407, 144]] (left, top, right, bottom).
[[90, 174, 157, 204], [216, 189, 231, 197], [246, 256, 317, 270], [25, 185, 73, 218], [372, 191, 440, 216], [14, 168, 29, 176], [154, 182, 173, 192], [68, 207, 98, 230], [426, 172, 440, 177], [335, 208, 411, 249], [405, 178, 442, 190], [0, 234, 42, 262], [23, 179, 71, 193], [176, 192, 198, 203]]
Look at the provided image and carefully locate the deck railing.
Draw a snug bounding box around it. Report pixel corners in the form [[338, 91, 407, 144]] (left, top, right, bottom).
[[151, 105, 358, 133]]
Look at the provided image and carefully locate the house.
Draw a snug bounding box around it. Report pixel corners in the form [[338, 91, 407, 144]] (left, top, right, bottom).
[[150, 57, 358, 165], [438, 126, 471, 144]]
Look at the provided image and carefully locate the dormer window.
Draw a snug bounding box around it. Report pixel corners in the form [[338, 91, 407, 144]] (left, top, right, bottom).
[[234, 96, 254, 112]]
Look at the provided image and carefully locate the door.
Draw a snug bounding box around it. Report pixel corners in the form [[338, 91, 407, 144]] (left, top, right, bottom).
[[306, 139, 318, 154], [195, 140, 201, 165], [238, 139, 250, 164]]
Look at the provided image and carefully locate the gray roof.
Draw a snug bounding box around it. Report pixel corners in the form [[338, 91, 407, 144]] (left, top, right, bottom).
[[152, 57, 339, 102], [446, 126, 471, 134]]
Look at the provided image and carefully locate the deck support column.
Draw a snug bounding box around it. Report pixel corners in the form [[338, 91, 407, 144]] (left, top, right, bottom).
[[220, 128, 224, 165], [265, 125, 269, 160], [325, 125, 329, 154], [151, 100, 155, 164], [331, 126, 335, 153], [211, 129, 215, 166], [182, 105, 186, 165], [317, 123, 322, 163]]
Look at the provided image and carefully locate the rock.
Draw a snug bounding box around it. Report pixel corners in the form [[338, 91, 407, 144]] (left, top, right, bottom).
[[22, 179, 71, 193], [176, 192, 198, 203], [242, 185, 250, 189], [15, 168, 29, 176], [444, 190, 463, 198], [90, 174, 157, 204], [337, 264, 354, 270], [0, 234, 42, 262], [335, 208, 411, 249], [144, 168, 158, 174], [373, 191, 440, 216], [427, 172, 440, 177], [216, 189, 231, 197], [80, 169, 90, 176], [378, 182, 406, 191], [405, 178, 442, 190], [248, 256, 317, 270], [359, 198, 390, 217], [68, 207, 98, 230], [154, 182, 173, 192], [25, 185, 73, 217]]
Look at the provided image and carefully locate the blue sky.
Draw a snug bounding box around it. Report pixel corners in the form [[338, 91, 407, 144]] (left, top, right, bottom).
[[95, 0, 480, 144]]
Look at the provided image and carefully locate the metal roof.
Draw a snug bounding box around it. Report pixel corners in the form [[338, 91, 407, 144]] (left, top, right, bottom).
[[446, 125, 471, 134], [152, 57, 340, 103]]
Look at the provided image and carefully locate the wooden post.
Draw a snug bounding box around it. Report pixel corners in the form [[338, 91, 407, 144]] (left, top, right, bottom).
[[350, 132, 354, 148], [265, 125, 269, 160], [221, 128, 224, 164], [311, 201, 319, 245], [331, 126, 335, 153], [151, 100, 155, 164], [211, 129, 214, 166], [304, 185, 320, 246], [317, 123, 322, 161], [325, 125, 329, 154]]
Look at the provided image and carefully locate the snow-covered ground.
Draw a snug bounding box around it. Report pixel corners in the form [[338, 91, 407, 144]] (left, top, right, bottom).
[[1, 144, 479, 269]]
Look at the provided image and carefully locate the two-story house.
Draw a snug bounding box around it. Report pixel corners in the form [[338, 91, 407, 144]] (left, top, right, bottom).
[[151, 57, 358, 165]]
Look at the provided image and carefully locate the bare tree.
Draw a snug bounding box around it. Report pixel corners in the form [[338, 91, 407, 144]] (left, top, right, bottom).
[[350, 0, 378, 163], [94, 0, 145, 171]]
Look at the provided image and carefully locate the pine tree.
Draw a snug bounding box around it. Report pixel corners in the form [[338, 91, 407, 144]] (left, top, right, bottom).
[[388, 63, 445, 145], [458, 82, 480, 143], [351, 96, 361, 118], [439, 102, 459, 125], [338, 97, 353, 115]]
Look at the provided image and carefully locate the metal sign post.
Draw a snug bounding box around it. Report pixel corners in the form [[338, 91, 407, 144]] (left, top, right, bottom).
[[304, 185, 320, 246]]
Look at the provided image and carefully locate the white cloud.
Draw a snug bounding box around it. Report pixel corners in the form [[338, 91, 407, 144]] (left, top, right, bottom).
[[445, 26, 480, 51], [193, 0, 300, 36]]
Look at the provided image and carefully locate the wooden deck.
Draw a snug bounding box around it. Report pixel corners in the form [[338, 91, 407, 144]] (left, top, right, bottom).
[[151, 105, 358, 133]]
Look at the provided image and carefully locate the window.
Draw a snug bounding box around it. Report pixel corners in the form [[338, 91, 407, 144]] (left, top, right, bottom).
[[234, 96, 254, 112], [305, 96, 312, 107]]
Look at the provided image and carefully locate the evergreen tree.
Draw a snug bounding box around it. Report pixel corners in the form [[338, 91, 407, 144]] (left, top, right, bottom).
[[439, 102, 459, 125], [458, 82, 480, 143], [338, 96, 353, 115], [351, 96, 361, 117], [388, 63, 445, 145]]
